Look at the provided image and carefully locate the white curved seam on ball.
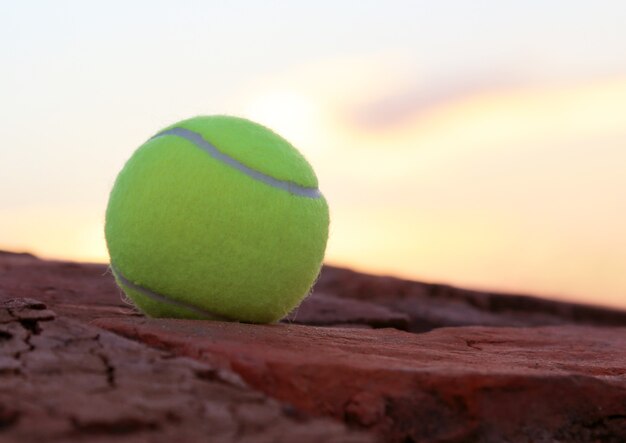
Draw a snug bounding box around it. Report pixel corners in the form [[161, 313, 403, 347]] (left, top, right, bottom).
[[111, 265, 231, 320], [150, 127, 322, 199]]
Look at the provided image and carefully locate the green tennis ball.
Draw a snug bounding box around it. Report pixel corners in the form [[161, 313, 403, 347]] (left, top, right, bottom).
[[105, 115, 329, 323]]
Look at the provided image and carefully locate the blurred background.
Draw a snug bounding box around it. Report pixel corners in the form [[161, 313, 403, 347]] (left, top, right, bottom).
[[1, 1, 625, 309]]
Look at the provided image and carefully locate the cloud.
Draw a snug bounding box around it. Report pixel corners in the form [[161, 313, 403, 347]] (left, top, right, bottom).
[[347, 72, 526, 130], [343, 74, 626, 143]]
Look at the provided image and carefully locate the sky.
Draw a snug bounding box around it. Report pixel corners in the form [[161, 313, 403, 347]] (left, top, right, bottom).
[[1, 1, 626, 309]]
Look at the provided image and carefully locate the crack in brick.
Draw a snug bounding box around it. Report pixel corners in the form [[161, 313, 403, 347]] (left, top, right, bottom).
[[3, 299, 54, 365], [18, 318, 42, 335], [0, 298, 368, 442], [93, 334, 116, 389], [11, 321, 35, 363], [465, 339, 482, 351]]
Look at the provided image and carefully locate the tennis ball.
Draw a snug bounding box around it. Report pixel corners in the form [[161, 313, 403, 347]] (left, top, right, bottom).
[[105, 115, 329, 323]]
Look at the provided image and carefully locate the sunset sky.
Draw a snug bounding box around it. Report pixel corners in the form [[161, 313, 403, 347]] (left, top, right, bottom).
[[1, 1, 625, 309]]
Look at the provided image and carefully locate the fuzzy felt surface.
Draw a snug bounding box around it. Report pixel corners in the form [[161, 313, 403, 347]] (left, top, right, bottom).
[[105, 115, 329, 323], [163, 115, 318, 188]]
